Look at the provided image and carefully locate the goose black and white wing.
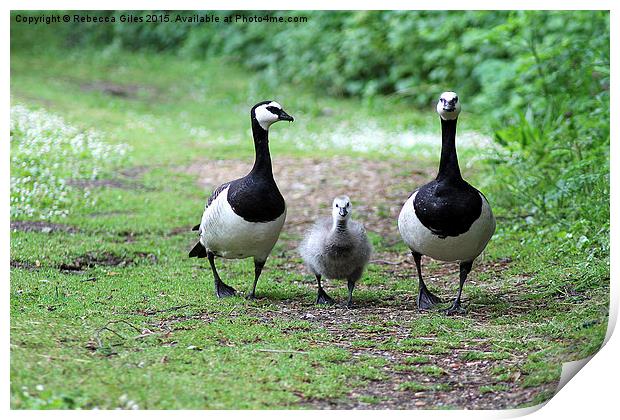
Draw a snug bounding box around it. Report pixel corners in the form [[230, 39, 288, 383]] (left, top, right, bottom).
[[189, 181, 232, 257], [191, 182, 231, 232]]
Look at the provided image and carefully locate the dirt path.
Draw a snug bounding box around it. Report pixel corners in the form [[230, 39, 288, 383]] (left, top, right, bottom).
[[181, 157, 556, 409], [184, 156, 430, 240]]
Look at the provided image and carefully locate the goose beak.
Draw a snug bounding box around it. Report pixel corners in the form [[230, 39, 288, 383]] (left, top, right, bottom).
[[278, 110, 294, 122]]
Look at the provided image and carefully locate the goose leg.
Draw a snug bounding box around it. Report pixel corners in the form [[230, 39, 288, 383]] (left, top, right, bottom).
[[346, 279, 356, 309], [316, 274, 335, 305], [446, 260, 473, 315], [246, 259, 265, 300], [413, 252, 441, 310], [208, 252, 236, 298]]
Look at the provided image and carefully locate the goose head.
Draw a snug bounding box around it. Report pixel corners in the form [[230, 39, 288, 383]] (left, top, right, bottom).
[[436, 92, 461, 120], [252, 101, 294, 130], [332, 195, 352, 221]]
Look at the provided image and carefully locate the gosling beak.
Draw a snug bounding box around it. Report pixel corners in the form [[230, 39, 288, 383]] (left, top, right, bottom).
[[278, 110, 294, 122], [339, 208, 348, 217]]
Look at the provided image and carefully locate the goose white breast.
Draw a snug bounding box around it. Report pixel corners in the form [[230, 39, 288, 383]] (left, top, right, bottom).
[[199, 186, 286, 261]]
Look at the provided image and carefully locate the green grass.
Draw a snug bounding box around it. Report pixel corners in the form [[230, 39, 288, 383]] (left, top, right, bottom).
[[10, 35, 609, 409], [399, 382, 451, 392], [479, 384, 509, 394]]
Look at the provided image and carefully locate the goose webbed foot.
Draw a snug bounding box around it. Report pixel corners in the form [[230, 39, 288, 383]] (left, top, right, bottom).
[[417, 286, 442, 311], [316, 287, 335, 306], [215, 280, 237, 298], [245, 291, 257, 300], [208, 252, 237, 299], [445, 300, 466, 316]]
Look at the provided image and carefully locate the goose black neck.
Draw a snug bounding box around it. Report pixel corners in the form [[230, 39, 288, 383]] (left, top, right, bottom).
[[250, 119, 273, 177], [437, 117, 462, 182]]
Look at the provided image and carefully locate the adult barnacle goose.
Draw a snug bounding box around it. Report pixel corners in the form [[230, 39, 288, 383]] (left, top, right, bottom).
[[189, 101, 294, 299], [398, 92, 495, 315], [299, 196, 372, 308]]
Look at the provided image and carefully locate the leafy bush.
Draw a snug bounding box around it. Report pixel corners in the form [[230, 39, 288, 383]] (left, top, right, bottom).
[[486, 12, 610, 260]]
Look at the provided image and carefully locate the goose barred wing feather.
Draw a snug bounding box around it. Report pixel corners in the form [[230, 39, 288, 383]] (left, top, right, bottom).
[[207, 182, 231, 207], [192, 182, 232, 235]]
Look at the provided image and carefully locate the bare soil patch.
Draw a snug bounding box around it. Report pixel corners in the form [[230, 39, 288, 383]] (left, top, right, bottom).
[[66, 179, 139, 189], [69, 165, 154, 191], [80, 81, 156, 99], [11, 220, 78, 234], [58, 251, 158, 272], [10, 259, 39, 270]]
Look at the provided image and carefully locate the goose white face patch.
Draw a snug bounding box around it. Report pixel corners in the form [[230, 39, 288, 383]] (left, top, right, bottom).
[[436, 91, 462, 120], [332, 195, 352, 221], [255, 101, 282, 130]]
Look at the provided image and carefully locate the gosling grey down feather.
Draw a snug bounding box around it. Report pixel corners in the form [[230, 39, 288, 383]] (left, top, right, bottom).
[[299, 216, 372, 283]]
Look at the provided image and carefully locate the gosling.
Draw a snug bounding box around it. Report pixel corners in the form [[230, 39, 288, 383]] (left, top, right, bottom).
[[299, 196, 372, 308]]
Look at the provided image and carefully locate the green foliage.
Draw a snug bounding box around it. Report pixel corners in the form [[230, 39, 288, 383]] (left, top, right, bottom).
[[44, 11, 610, 260], [487, 12, 609, 264]]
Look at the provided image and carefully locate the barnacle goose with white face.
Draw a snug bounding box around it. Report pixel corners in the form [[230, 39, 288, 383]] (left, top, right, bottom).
[[189, 101, 294, 299], [398, 92, 495, 315], [299, 196, 372, 308]]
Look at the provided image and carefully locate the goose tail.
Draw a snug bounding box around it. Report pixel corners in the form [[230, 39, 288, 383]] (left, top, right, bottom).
[[189, 241, 208, 258]]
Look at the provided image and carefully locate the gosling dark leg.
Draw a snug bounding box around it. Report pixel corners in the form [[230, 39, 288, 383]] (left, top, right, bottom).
[[413, 252, 441, 310], [208, 252, 236, 298], [246, 259, 265, 300], [316, 274, 335, 305], [446, 260, 473, 315], [346, 279, 356, 309]]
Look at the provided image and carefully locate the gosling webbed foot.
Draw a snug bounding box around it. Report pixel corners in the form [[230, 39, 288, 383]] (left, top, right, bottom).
[[346, 279, 356, 309], [417, 286, 442, 311], [316, 287, 335, 306], [215, 280, 236, 298]]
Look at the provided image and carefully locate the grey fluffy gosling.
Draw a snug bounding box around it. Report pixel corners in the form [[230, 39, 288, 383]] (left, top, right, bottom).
[[299, 196, 372, 308]]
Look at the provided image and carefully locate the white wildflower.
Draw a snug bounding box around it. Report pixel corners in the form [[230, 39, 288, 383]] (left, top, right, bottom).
[[10, 104, 129, 219]]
